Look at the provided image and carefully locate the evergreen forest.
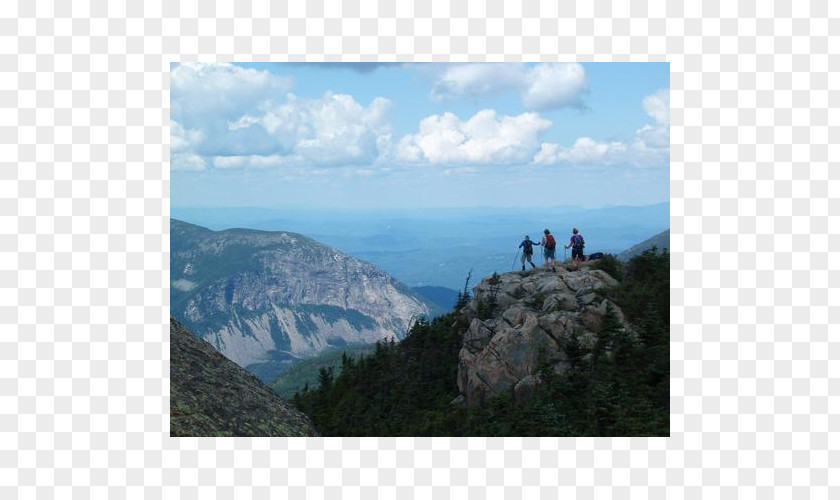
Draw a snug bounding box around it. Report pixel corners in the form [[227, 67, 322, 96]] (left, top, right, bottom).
[[292, 249, 670, 436]]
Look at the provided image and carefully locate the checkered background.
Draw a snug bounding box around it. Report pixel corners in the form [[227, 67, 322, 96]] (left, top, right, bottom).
[[1, 0, 837, 497]]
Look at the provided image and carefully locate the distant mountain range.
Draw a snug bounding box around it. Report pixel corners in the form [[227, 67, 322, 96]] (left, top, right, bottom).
[[618, 229, 670, 260], [171, 203, 669, 290], [170, 219, 430, 382]]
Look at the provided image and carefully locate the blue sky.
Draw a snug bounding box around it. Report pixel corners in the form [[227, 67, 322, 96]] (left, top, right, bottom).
[[171, 62, 669, 209]]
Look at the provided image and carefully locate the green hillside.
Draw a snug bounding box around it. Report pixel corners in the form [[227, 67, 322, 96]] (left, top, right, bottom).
[[269, 344, 376, 399], [618, 229, 669, 261]]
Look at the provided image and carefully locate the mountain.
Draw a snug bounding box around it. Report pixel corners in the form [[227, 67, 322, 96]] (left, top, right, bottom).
[[170, 218, 430, 381], [170, 318, 317, 437], [170, 203, 670, 290], [618, 229, 669, 261]]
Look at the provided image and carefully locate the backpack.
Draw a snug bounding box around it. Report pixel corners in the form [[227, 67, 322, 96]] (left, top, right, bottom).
[[522, 240, 534, 254], [544, 234, 556, 250], [572, 234, 584, 250]]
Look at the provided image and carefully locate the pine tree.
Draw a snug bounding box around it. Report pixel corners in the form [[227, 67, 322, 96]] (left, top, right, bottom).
[[317, 366, 334, 390]]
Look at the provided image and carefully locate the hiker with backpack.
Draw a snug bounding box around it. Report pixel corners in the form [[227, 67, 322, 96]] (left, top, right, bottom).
[[541, 229, 557, 272], [518, 235, 540, 271], [565, 227, 585, 270]]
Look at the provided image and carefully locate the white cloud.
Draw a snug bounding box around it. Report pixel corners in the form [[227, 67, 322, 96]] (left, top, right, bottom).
[[170, 120, 207, 171], [212, 155, 288, 169], [635, 123, 669, 149], [396, 109, 551, 165], [642, 89, 670, 124], [170, 63, 292, 120], [636, 88, 670, 151], [170, 63, 296, 168], [171, 153, 207, 171], [429, 63, 588, 110], [170, 120, 202, 153], [170, 63, 395, 170], [535, 89, 670, 168], [521, 63, 588, 110], [222, 92, 392, 167], [534, 137, 628, 165], [430, 64, 527, 100]]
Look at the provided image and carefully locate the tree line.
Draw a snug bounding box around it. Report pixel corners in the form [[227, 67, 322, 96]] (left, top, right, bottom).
[[292, 248, 670, 436]]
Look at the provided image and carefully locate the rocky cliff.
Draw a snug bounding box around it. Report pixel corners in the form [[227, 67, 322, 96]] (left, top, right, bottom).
[[170, 318, 318, 436], [170, 218, 430, 379], [456, 265, 632, 406]]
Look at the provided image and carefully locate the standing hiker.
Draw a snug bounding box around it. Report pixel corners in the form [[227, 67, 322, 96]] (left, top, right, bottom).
[[541, 229, 557, 272], [565, 227, 585, 270], [518, 235, 540, 271]]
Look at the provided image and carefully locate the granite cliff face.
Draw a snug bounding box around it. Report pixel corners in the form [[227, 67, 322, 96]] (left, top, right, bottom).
[[170, 318, 318, 437], [170, 219, 430, 379], [456, 265, 632, 406]]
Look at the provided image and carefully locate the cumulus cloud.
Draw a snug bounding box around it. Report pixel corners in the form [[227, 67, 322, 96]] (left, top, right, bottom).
[[429, 63, 588, 110], [535, 89, 670, 168], [430, 64, 527, 100], [170, 63, 296, 170], [635, 89, 670, 151], [218, 92, 392, 168], [170, 120, 202, 153], [171, 153, 208, 171], [521, 63, 588, 110], [642, 89, 670, 124], [396, 109, 551, 165], [170, 63, 395, 170], [534, 137, 628, 165], [170, 63, 292, 122], [170, 120, 207, 171], [635, 123, 669, 149]]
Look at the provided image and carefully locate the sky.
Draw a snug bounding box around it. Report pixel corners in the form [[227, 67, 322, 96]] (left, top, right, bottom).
[[170, 62, 670, 209]]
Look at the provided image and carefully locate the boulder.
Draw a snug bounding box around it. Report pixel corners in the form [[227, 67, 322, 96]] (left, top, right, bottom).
[[456, 268, 631, 406]]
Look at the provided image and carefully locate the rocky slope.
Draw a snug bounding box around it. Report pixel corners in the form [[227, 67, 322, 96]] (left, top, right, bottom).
[[170, 219, 430, 379], [456, 266, 632, 406], [170, 318, 317, 436]]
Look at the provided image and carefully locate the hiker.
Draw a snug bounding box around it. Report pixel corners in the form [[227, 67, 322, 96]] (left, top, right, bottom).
[[565, 227, 585, 270], [541, 229, 557, 272], [518, 235, 540, 270]]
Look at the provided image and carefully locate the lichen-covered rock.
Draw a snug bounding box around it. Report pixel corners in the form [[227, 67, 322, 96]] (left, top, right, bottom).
[[170, 318, 318, 437], [457, 268, 631, 406]]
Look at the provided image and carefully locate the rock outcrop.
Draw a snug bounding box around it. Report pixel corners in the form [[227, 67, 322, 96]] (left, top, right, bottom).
[[170, 219, 430, 380], [456, 267, 631, 406], [170, 318, 318, 437]]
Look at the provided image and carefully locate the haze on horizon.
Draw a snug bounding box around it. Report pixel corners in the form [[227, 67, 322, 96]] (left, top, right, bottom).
[[171, 62, 670, 210]]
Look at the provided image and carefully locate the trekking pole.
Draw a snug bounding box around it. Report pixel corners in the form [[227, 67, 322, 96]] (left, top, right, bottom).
[[564, 246, 567, 263], [511, 249, 520, 271]]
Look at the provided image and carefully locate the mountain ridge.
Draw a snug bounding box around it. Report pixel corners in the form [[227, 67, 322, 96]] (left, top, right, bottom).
[[170, 218, 430, 381], [618, 229, 669, 260]]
